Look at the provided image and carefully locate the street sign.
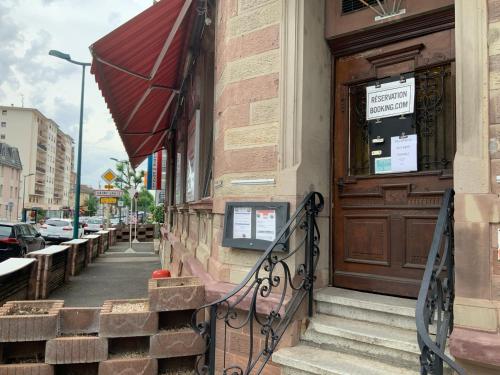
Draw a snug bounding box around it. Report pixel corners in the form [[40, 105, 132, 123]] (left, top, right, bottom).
[[117, 200, 124, 207], [101, 169, 117, 184], [104, 184, 114, 189], [95, 189, 124, 198], [100, 197, 118, 204]]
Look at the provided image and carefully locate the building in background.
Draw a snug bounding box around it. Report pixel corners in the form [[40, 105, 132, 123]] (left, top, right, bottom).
[[0, 105, 75, 217], [0, 143, 22, 221], [79, 184, 94, 215]]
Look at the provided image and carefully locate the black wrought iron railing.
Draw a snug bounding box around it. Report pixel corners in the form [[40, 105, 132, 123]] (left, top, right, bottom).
[[192, 192, 324, 375], [416, 188, 466, 375]]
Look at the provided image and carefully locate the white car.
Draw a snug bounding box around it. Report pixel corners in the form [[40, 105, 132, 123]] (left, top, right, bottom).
[[39, 219, 84, 242], [84, 217, 104, 233]]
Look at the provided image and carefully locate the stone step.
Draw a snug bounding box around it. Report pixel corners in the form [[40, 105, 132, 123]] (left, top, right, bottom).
[[303, 314, 420, 370], [315, 287, 417, 331], [273, 345, 420, 375]]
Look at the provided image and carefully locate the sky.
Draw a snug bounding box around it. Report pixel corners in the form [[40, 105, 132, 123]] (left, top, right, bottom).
[[0, 0, 152, 187]]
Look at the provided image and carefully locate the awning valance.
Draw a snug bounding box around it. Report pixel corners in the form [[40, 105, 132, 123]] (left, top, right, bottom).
[[90, 0, 195, 167]]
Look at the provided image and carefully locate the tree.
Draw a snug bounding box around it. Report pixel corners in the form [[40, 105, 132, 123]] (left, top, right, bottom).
[[137, 187, 154, 215], [152, 204, 165, 223], [86, 195, 98, 216]]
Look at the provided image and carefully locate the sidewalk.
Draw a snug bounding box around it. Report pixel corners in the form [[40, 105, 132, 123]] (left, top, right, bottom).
[[48, 242, 160, 307]]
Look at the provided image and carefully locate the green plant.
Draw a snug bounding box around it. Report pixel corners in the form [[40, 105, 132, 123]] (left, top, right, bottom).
[[152, 204, 165, 223]]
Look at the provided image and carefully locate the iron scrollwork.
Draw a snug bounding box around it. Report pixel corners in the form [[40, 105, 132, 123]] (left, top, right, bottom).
[[416, 188, 466, 375], [192, 192, 324, 375]]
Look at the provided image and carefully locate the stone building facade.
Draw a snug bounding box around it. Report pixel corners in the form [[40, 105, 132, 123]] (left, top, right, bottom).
[[92, 1, 500, 373]]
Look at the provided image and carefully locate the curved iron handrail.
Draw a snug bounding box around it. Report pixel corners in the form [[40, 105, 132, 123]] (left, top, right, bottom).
[[416, 188, 466, 375], [192, 192, 324, 375]]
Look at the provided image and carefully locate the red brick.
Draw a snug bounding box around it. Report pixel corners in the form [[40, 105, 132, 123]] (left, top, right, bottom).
[[45, 337, 108, 364], [148, 277, 205, 312], [149, 329, 205, 358], [0, 364, 54, 375], [0, 301, 63, 342], [98, 357, 157, 375], [99, 299, 158, 338], [216, 73, 279, 115], [59, 308, 100, 336]]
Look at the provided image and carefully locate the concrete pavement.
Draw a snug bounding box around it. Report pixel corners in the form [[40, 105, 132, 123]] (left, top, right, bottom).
[[49, 242, 160, 307]]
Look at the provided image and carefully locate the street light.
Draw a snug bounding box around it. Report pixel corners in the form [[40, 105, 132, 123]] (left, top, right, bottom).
[[49, 50, 91, 239], [21, 173, 34, 222]]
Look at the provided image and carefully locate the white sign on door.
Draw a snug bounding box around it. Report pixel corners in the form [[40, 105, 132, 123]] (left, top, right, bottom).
[[366, 78, 415, 121], [390, 134, 418, 173]]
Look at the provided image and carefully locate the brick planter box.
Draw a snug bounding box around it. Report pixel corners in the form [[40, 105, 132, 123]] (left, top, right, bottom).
[[59, 307, 101, 336], [61, 239, 89, 276], [45, 336, 108, 364], [100, 299, 158, 338], [83, 235, 101, 261], [97, 231, 109, 253], [28, 246, 71, 299], [0, 363, 54, 375], [149, 328, 205, 359], [98, 357, 157, 375], [0, 300, 64, 342], [0, 259, 38, 305], [148, 277, 204, 312]]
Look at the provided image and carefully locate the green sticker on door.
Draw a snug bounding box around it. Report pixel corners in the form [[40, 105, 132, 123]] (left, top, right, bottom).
[[374, 157, 392, 174]]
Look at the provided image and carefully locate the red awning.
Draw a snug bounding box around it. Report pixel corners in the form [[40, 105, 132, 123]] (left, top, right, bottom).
[[90, 0, 195, 167]]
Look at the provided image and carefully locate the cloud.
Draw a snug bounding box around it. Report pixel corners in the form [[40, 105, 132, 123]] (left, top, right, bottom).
[[0, 2, 23, 96]]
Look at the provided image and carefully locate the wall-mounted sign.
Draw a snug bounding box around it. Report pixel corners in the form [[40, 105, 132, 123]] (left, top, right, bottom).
[[100, 197, 117, 204], [222, 202, 289, 251], [366, 77, 415, 121], [95, 189, 124, 198]]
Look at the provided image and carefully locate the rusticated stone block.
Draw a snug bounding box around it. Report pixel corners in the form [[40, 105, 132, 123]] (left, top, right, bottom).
[[148, 277, 205, 312], [0, 364, 54, 375], [149, 329, 205, 358], [0, 300, 63, 342], [99, 299, 158, 338], [98, 357, 157, 375], [59, 307, 100, 335], [45, 336, 108, 364]]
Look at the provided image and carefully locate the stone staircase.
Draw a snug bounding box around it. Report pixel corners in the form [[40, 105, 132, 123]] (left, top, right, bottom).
[[273, 287, 449, 375]]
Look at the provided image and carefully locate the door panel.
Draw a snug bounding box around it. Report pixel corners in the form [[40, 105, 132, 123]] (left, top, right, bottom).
[[332, 29, 455, 298]]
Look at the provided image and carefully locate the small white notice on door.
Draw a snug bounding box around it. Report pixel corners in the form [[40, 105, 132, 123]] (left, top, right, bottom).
[[233, 207, 252, 239], [366, 78, 415, 120], [391, 134, 418, 173], [256, 209, 276, 242]]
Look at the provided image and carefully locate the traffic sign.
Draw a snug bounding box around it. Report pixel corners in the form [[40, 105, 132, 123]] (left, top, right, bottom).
[[101, 169, 117, 183], [95, 189, 124, 198], [117, 200, 124, 207], [104, 184, 114, 189], [100, 197, 118, 204]]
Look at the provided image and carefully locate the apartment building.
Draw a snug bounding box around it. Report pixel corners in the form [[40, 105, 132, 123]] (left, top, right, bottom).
[[0, 143, 22, 221], [0, 105, 74, 214]]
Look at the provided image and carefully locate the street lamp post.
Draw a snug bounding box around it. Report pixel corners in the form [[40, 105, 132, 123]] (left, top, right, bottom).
[[49, 50, 91, 239], [22, 173, 35, 222]]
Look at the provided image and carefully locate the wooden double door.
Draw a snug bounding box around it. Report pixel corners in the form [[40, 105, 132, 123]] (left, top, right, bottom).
[[332, 29, 455, 298]]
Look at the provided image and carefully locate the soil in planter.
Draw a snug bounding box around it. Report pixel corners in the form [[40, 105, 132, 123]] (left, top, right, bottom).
[[158, 310, 195, 331], [108, 336, 149, 359], [158, 356, 197, 375], [55, 363, 98, 375], [111, 301, 147, 313], [1, 341, 45, 364], [6, 305, 49, 315]]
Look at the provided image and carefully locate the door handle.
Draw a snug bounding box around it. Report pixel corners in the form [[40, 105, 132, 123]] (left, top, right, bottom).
[[337, 178, 345, 193]]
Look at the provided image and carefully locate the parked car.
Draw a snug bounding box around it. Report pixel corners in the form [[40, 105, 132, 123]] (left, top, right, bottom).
[[39, 219, 84, 242], [0, 222, 45, 262], [84, 217, 104, 233]]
